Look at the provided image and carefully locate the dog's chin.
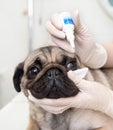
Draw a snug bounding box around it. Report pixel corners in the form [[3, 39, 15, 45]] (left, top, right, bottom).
[[29, 76, 79, 99]]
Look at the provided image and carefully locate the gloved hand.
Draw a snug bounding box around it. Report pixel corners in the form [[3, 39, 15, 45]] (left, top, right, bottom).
[[67, 71, 113, 118], [46, 11, 107, 68], [28, 70, 113, 119]]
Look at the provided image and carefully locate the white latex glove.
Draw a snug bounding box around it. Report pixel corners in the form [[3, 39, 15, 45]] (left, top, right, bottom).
[[28, 70, 113, 119], [68, 71, 113, 119], [46, 11, 107, 68]]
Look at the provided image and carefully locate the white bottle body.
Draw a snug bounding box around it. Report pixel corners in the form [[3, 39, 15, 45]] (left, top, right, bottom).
[[60, 12, 75, 48]]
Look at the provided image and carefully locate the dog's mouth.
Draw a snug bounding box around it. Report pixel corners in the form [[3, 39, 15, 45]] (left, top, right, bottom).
[[29, 67, 79, 99]]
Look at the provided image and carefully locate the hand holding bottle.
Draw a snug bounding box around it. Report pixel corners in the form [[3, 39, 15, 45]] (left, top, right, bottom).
[[46, 10, 107, 68]]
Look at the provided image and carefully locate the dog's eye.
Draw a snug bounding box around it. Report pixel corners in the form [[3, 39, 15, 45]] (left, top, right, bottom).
[[27, 66, 40, 79], [66, 61, 77, 71]]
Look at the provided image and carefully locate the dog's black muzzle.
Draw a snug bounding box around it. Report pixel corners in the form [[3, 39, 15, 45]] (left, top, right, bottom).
[[28, 64, 79, 99]]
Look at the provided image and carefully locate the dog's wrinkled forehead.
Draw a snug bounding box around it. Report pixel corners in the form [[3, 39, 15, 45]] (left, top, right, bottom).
[[24, 46, 75, 71]]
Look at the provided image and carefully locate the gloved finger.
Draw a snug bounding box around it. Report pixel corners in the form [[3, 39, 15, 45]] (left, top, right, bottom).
[[51, 13, 62, 30], [68, 68, 88, 79], [39, 104, 71, 114], [46, 20, 65, 39], [38, 93, 88, 109], [72, 10, 88, 37], [28, 91, 75, 107], [37, 97, 75, 107], [68, 71, 82, 85], [52, 36, 75, 53], [72, 10, 81, 30], [67, 70, 90, 91]]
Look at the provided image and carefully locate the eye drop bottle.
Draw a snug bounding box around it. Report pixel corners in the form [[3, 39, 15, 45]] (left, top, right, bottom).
[[60, 12, 75, 48]]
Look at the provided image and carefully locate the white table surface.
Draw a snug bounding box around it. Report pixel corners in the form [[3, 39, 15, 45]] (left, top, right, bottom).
[[0, 93, 29, 130]]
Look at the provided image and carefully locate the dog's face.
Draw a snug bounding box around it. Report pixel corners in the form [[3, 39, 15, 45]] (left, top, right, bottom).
[[13, 46, 80, 99]]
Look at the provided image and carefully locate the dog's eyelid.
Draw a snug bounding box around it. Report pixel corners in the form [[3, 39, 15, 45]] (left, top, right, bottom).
[[61, 55, 67, 65], [67, 58, 77, 64], [34, 57, 42, 65], [26, 62, 41, 73], [29, 64, 41, 71], [59, 55, 76, 66]]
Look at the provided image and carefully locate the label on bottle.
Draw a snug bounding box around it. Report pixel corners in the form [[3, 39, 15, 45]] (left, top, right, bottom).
[[63, 18, 74, 25]]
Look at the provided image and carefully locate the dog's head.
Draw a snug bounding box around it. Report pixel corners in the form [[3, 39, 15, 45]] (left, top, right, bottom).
[[13, 46, 81, 99]]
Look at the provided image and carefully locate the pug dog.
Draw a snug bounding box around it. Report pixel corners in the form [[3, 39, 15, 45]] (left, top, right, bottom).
[[13, 46, 113, 130]]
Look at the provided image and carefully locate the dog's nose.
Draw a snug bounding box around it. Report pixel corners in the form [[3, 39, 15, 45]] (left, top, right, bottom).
[[46, 68, 61, 79]]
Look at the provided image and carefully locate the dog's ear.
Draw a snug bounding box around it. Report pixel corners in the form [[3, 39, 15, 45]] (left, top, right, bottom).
[[13, 62, 24, 92]]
